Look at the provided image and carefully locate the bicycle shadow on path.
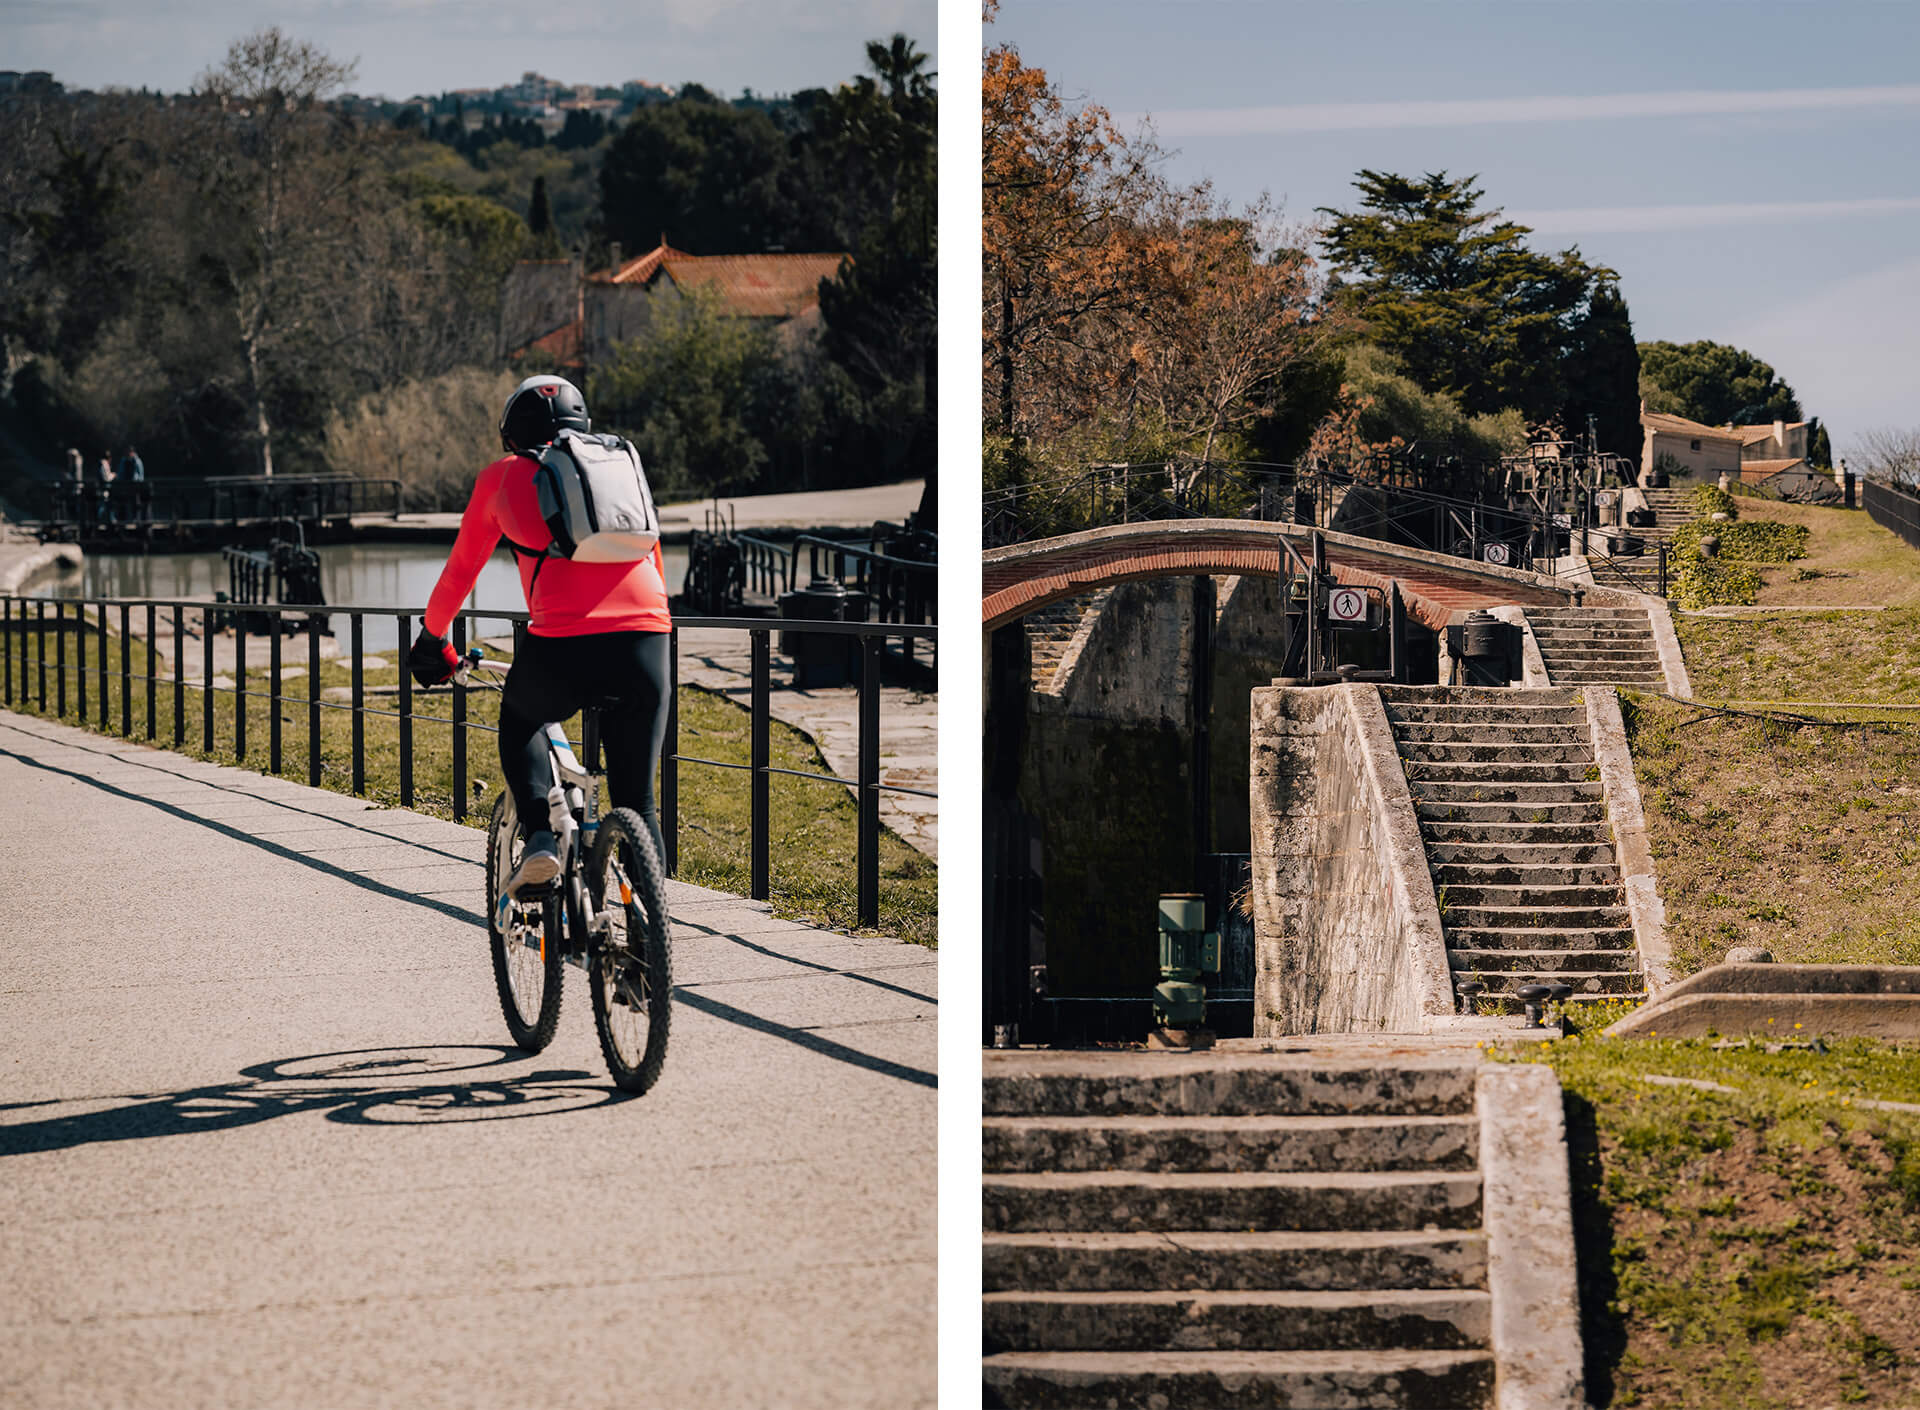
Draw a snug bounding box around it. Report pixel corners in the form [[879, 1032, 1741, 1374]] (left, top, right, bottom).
[[0, 1046, 637, 1158]]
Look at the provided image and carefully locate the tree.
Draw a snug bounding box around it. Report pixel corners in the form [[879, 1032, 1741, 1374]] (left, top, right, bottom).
[[598, 95, 792, 254], [1638, 339, 1801, 427], [1317, 171, 1611, 426], [527, 174, 552, 236], [1806, 417, 1833, 470], [191, 27, 358, 475], [1561, 280, 1640, 456], [1852, 427, 1920, 488]]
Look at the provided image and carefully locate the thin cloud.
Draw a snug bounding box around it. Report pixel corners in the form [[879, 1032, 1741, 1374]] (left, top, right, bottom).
[[1506, 196, 1920, 235], [1138, 85, 1920, 137]]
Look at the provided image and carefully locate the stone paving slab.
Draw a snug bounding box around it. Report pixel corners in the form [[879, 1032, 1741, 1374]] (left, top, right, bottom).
[[0, 708, 935, 1410]]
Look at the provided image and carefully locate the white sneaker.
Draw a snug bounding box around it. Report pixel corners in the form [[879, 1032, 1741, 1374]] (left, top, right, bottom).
[[505, 837, 562, 896]]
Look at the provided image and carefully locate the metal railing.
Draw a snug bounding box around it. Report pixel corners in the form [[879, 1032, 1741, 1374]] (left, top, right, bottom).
[[0, 593, 934, 929], [31, 476, 403, 541], [1864, 478, 1920, 553]]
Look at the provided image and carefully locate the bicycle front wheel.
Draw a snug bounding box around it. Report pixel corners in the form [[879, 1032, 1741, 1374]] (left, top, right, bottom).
[[486, 790, 564, 1051], [586, 807, 672, 1093]]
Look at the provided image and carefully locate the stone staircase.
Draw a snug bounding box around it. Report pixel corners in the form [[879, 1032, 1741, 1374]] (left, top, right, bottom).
[[1589, 486, 1693, 594], [1524, 605, 1668, 691], [1382, 685, 1646, 1006], [1023, 590, 1110, 693], [982, 1051, 1496, 1409]]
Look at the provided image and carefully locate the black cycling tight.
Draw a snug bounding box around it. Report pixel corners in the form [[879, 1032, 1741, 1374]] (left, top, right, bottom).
[[497, 630, 671, 861]]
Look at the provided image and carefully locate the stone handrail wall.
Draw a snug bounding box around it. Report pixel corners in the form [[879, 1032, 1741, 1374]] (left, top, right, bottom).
[[1250, 682, 1455, 1034]]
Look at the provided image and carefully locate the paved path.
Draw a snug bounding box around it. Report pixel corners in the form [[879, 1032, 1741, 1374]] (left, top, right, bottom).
[[0, 710, 935, 1410]]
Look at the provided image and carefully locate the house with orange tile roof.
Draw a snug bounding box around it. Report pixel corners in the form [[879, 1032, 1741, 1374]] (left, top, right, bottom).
[[498, 241, 849, 373], [1639, 409, 1816, 486]]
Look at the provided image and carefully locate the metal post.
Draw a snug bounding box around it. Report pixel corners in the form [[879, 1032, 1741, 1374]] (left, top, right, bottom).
[[233, 613, 246, 759], [120, 603, 131, 738], [35, 601, 46, 711], [145, 604, 156, 740], [1658, 542, 1668, 598], [307, 618, 321, 787], [397, 612, 412, 808], [750, 627, 770, 901], [269, 622, 282, 773], [54, 601, 66, 718], [202, 607, 214, 752], [661, 629, 680, 875], [1470, 501, 1482, 562], [350, 614, 364, 794], [76, 602, 88, 721], [450, 615, 467, 820], [96, 603, 107, 728], [172, 604, 184, 745], [857, 635, 881, 929], [2, 599, 10, 707], [1389, 580, 1407, 683], [1191, 574, 1215, 870]]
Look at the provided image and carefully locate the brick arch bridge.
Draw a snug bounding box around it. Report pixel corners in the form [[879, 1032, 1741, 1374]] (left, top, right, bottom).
[[982, 519, 1579, 633]]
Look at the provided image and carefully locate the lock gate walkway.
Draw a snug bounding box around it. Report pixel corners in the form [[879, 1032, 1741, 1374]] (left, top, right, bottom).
[[0, 709, 935, 1410]]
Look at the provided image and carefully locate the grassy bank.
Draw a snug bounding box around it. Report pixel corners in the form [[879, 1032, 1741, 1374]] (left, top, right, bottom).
[[1676, 499, 1920, 704], [1, 618, 935, 945], [1503, 1035, 1920, 1408], [1622, 695, 1920, 975]]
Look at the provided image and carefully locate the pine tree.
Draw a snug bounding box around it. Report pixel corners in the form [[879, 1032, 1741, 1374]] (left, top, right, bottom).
[[1562, 281, 1640, 457], [528, 175, 552, 236]]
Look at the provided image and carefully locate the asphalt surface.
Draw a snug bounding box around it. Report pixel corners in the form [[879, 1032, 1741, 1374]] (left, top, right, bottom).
[[0, 709, 936, 1409]]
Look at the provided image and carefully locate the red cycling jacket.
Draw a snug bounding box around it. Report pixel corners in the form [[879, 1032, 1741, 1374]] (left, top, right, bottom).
[[424, 451, 671, 639]]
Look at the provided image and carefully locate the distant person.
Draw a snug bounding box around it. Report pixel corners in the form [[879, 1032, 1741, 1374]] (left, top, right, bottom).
[[63, 446, 82, 520], [120, 445, 148, 520], [93, 453, 113, 524]]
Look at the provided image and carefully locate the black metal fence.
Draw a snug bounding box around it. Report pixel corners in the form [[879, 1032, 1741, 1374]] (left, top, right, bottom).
[[1864, 478, 1920, 552], [32, 476, 403, 542], [0, 593, 934, 929]]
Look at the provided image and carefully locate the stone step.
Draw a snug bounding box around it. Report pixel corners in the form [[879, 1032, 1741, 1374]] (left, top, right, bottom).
[[982, 1171, 1484, 1235], [1416, 801, 1607, 826], [982, 1230, 1489, 1294], [1425, 841, 1617, 866], [1450, 947, 1639, 972], [1545, 674, 1667, 689], [1456, 968, 1644, 996], [1388, 705, 1588, 728], [1445, 903, 1629, 930], [1431, 863, 1621, 888], [1534, 645, 1661, 661], [1397, 742, 1594, 765], [1445, 926, 1635, 951], [1421, 820, 1615, 846], [1440, 883, 1624, 908], [1405, 760, 1597, 785], [1529, 628, 1656, 643], [1525, 607, 1650, 621], [982, 1115, 1478, 1175], [1392, 722, 1591, 745], [1408, 780, 1604, 805], [1378, 685, 1576, 706], [981, 1350, 1496, 1410], [983, 1056, 1479, 1119], [984, 1289, 1492, 1354]]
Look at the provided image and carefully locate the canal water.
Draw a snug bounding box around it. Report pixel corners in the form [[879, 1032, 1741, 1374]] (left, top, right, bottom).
[[51, 542, 690, 652]]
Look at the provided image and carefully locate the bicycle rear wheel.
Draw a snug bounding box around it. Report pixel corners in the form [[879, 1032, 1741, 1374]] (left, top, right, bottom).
[[486, 790, 564, 1051], [586, 807, 672, 1093]]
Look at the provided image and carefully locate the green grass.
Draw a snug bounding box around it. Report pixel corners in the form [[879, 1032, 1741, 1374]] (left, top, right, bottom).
[[1621, 695, 1920, 974], [1498, 1035, 1920, 1408], [0, 613, 934, 945]]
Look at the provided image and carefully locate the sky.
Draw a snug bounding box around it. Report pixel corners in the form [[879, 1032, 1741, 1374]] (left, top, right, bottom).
[[990, 0, 1920, 457], [2, 0, 935, 101]]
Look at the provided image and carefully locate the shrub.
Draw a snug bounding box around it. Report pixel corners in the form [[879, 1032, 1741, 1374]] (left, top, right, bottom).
[[1669, 519, 1810, 565], [1690, 483, 1739, 520]]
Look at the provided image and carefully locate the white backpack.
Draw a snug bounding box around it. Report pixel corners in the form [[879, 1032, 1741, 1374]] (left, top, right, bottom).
[[530, 431, 660, 562]]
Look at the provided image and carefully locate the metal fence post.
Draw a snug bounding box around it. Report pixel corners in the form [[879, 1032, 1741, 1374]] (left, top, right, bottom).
[[145, 604, 156, 740], [2, 598, 10, 707], [269, 621, 282, 774], [53, 601, 66, 718], [397, 612, 412, 808], [350, 614, 365, 795], [35, 601, 46, 711], [202, 606, 214, 752], [120, 603, 132, 739], [750, 627, 770, 902], [96, 602, 107, 729], [75, 602, 87, 722], [451, 614, 467, 820], [172, 604, 184, 745], [662, 629, 680, 875], [308, 618, 322, 787], [857, 635, 881, 929]]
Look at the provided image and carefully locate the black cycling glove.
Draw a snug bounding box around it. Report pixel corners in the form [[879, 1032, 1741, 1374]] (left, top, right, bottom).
[[408, 629, 461, 689]]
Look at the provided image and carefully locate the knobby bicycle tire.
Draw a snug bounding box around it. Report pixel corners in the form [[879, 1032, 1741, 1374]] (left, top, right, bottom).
[[486, 790, 564, 1051], [586, 807, 672, 1093]]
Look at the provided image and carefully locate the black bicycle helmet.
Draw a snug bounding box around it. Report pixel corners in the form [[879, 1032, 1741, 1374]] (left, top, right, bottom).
[[500, 375, 591, 452]]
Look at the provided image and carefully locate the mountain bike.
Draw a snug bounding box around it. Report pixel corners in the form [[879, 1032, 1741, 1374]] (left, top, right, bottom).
[[457, 651, 672, 1094]]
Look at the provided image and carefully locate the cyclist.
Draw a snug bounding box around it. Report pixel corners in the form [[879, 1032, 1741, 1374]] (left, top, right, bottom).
[[408, 375, 670, 898]]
